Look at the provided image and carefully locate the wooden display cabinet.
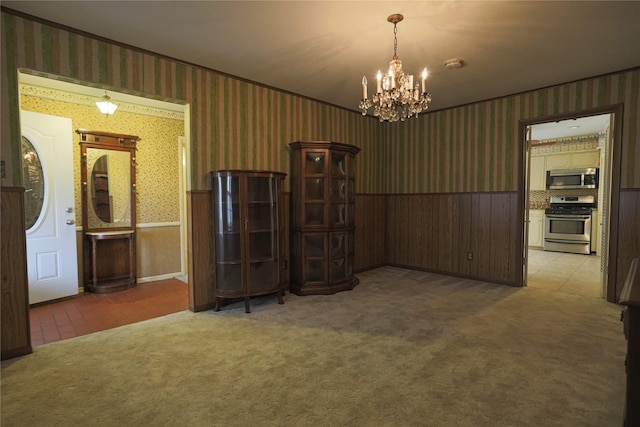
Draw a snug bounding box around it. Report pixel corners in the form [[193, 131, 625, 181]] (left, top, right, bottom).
[[209, 170, 286, 313], [289, 141, 360, 295]]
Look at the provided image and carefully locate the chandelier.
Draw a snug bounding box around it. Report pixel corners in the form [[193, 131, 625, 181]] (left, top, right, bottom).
[[359, 14, 432, 122]]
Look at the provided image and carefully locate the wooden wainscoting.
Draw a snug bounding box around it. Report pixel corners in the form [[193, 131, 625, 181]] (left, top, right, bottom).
[[186, 190, 215, 312], [354, 194, 387, 272], [188, 191, 522, 308], [1, 187, 32, 360], [385, 192, 520, 286], [616, 189, 640, 302]]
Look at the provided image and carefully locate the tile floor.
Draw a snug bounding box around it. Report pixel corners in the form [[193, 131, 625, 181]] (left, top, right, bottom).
[[527, 248, 603, 298], [29, 279, 188, 348]]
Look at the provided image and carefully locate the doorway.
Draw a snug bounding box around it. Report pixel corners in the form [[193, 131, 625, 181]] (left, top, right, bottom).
[[522, 108, 621, 300], [17, 70, 191, 297]]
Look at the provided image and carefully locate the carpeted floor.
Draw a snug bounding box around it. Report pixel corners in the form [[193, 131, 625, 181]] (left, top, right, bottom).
[[1, 267, 626, 426]]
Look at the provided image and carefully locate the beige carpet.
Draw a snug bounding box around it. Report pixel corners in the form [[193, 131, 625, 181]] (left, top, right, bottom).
[[1, 267, 626, 426]]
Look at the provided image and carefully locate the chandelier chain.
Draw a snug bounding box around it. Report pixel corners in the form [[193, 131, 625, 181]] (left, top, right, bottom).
[[393, 24, 398, 60]]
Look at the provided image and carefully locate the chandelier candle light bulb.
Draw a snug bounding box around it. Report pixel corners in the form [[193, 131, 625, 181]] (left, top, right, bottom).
[[362, 76, 368, 99], [422, 68, 428, 93], [359, 13, 432, 122]]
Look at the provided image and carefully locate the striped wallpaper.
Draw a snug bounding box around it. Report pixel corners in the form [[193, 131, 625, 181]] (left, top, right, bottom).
[[1, 11, 639, 195], [384, 69, 640, 193], [0, 12, 384, 193]]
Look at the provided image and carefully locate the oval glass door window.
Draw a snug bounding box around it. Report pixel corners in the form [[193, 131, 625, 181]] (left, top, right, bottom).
[[21, 135, 45, 230]]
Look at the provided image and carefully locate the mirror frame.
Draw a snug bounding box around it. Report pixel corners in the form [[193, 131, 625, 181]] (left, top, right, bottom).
[[77, 129, 139, 233]]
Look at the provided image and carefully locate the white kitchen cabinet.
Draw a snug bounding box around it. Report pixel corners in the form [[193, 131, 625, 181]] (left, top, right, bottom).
[[545, 149, 600, 171], [572, 150, 600, 168], [530, 155, 546, 190], [528, 209, 544, 248], [545, 152, 572, 170]]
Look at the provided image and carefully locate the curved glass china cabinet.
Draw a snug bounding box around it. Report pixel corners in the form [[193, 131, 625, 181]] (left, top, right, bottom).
[[78, 129, 139, 293], [289, 141, 360, 295], [209, 170, 286, 313]]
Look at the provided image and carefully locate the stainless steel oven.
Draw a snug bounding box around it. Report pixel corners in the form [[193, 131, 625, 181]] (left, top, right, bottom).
[[543, 195, 595, 255]]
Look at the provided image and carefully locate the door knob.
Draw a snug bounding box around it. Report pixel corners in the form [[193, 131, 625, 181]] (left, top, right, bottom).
[[66, 219, 75, 225]]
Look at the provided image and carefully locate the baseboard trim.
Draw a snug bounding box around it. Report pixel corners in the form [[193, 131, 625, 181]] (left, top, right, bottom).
[[137, 272, 185, 284]]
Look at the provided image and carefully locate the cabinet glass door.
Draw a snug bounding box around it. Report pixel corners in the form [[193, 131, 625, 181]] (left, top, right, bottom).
[[247, 176, 279, 289], [304, 152, 326, 227], [213, 175, 242, 291], [330, 152, 346, 227], [330, 232, 347, 283], [347, 156, 355, 226], [304, 233, 326, 282]]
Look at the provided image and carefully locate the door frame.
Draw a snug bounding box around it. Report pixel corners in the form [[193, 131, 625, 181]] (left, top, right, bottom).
[[17, 70, 192, 286], [517, 104, 623, 302]]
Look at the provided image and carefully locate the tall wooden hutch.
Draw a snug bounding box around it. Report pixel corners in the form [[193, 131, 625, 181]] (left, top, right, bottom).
[[289, 141, 360, 295]]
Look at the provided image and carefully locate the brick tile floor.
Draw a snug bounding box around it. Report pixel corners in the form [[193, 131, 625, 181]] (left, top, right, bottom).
[[29, 279, 188, 347]]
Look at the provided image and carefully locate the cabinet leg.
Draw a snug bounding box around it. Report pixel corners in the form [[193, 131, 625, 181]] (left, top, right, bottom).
[[244, 297, 250, 313], [277, 288, 284, 305], [214, 297, 220, 312]]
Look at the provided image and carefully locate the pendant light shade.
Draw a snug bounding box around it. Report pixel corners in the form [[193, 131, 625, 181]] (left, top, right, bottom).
[[96, 92, 118, 115]]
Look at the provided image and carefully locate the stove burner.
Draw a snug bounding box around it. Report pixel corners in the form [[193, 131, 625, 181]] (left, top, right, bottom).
[[545, 206, 593, 216], [546, 195, 596, 215]]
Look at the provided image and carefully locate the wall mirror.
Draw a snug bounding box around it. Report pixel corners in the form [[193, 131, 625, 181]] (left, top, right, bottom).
[[78, 129, 138, 231], [86, 148, 132, 228], [77, 129, 139, 293]]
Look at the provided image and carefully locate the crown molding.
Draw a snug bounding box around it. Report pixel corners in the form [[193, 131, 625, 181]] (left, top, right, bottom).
[[19, 83, 184, 121]]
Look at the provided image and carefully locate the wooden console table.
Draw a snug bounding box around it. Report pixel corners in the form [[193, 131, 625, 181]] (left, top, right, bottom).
[[85, 230, 136, 293]]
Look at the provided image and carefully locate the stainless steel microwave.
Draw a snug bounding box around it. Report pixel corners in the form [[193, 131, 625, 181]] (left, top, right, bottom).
[[546, 168, 599, 190]]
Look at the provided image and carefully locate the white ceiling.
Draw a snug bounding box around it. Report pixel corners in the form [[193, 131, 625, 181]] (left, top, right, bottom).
[[4, 1, 638, 138], [529, 115, 611, 141]]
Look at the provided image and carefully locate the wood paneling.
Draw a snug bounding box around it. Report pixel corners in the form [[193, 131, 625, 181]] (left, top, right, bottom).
[[1, 187, 32, 360], [385, 192, 520, 286], [616, 189, 640, 302], [354, 194, 386, 271], [476, 194, 493, 279], [186, 190, 214, 312]]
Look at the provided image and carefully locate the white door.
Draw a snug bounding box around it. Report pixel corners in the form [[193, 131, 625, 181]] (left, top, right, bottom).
[[21, 110, 78, 304]]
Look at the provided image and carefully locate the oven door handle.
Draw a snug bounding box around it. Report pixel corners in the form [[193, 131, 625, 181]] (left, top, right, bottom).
[[545, 215, 591, 220]]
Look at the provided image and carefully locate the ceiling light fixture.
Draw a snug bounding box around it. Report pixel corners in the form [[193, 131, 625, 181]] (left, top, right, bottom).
[[359, 13, 432, 122], [96, 91, 118, 116]]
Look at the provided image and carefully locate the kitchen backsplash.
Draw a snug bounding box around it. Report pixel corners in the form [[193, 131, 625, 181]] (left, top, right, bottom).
[[531, 137, 600, 155], [530, 188, 598, 209]]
